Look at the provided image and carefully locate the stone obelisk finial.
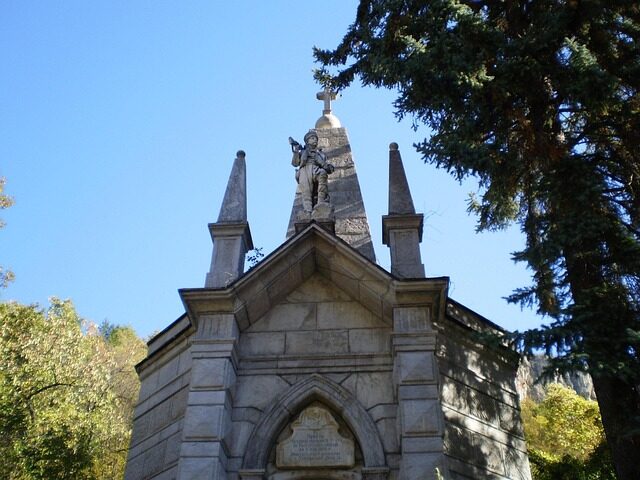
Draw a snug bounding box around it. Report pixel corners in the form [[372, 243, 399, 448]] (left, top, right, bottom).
[[205, 150, 254, 288], [382, 143, 425, 278], [315, 87, 342, 129], [217, 150, 248, 222]]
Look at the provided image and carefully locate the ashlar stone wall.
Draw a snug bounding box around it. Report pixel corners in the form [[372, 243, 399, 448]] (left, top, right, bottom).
[[438, 302, 532, 480], [233, 273, 397, 479], [124, 224, 532, 480], [125, 319, 193, 480]]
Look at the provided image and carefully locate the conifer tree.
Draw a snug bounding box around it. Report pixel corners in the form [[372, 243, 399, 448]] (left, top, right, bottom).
[[316, 1, 639, 477]]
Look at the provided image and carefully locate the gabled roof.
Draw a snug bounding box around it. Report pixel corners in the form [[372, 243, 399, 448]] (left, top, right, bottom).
[[141, 222, 514, 369], [179, 222, 449, 332]]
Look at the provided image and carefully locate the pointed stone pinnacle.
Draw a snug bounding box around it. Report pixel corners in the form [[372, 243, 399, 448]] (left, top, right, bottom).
[[388, 143, 416, 215], [217, 150, 247, 222]]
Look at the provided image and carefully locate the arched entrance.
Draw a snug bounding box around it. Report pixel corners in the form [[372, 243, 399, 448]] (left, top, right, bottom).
[[239, 375, 388, 480]]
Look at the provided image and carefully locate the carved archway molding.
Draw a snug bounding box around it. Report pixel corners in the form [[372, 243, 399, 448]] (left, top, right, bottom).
[[239, 374, 388, 480]]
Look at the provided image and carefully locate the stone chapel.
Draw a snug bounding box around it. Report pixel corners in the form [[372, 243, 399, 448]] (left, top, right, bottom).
[[124, 94, 533, 480]]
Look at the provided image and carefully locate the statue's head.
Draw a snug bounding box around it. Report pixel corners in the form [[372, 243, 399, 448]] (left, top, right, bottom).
[[304, 129, 318, 146]]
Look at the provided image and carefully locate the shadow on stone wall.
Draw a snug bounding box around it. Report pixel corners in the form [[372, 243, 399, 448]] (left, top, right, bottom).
[[439, 319, 532, 480]]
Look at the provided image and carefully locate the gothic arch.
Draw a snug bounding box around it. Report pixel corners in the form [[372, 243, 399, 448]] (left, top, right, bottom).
[[241, 374, 387, 470]]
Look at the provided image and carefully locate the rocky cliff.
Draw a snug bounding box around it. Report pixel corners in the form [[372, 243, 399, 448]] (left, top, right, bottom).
[[516, 355, 596, 401]]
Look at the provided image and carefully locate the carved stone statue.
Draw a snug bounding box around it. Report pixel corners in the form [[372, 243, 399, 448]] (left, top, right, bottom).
[[289, 129, 335, 215]]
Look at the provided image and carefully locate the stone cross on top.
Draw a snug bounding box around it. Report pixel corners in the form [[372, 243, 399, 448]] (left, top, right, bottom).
[[316, 88, 338, 115], [314, 87, 342, 129]]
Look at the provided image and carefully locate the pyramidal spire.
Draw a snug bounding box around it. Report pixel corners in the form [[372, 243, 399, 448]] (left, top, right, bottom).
[[286, 92, 376, 261], [217, 150, 247, 222], [388, 142, 416, 215], [382, 143, 425, 278], [205, 150, 253, 288]]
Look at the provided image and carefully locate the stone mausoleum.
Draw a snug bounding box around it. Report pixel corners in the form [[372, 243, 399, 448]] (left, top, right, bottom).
[[124, 93, 532, 480]]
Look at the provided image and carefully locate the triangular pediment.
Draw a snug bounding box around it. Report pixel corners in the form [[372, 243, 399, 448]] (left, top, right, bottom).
[[180, 224, 396, 329], [233, 223, 394, 331], [180, 223, 449, 335], [142, 224, 449, 366], [245, 273, 389, 334]]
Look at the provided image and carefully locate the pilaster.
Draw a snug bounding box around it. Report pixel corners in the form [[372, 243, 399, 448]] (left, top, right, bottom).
[[392, 306, 448, 480], [176, 313, 239, 480]]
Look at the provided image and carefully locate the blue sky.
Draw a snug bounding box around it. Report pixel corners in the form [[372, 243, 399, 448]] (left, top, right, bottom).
[[1, 1, 541, 338]]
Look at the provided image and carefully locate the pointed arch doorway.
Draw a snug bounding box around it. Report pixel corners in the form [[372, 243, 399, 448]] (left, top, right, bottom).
[[239, 375, 389, 480]]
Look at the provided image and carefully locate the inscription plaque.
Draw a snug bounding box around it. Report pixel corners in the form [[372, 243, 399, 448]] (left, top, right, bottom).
[[276, 405, 355, 468]]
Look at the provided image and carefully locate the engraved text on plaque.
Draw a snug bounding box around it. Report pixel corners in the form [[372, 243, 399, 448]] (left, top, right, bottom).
[[276, 405, 355, 468]]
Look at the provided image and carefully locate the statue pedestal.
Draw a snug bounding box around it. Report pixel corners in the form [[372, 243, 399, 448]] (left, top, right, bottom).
[[295, 203, 335, 234], [295, 219, 335, 235]]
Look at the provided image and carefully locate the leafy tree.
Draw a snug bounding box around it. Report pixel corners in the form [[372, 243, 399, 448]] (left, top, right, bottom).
[[0, 177, 14, 288], [0, 300, 146, 479], [315, 1, 640, 477], [522, 384, 615, 479]]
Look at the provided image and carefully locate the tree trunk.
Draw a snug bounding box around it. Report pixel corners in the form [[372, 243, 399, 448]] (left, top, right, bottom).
[[590, 372, 640, 479], [563, 245, 640, 479]]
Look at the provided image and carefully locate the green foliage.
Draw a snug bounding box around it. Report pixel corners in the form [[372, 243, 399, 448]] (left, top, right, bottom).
[[523, 385, 615, 480], [246, 247, 265, 269], [528, 446, 616, 480], [317, 1, 640, 475], [522, 384, 604, 460], [0, 300, 147, 479], [0, 177, 14, 288]]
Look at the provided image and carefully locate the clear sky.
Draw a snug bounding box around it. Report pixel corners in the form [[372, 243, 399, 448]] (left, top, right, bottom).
[[1, 1, 542, 338]]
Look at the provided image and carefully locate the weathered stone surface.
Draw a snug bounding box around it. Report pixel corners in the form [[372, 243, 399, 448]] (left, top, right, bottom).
[[342, 372, 395, 410], [276, 405, 355, 468], [395, 351, 435, 384], [205, 224, 253, 288], [468, 389, 500, 425], [217, 151, 247, 222], [401, 400, 441, 435], [349, 328, 390, 354], [285, 274, 353, 303], [504, 449, 533, 480], [238, 332, 286, 357], [156, 356, 180, 389], [228, 421, 256, 457], [402, 436, 443, 454], [285, 330, 349, 355], [247, 303, 316, 332], [164, 431, 182, 466], [498, 403, 523, 436], [383, 217, 425, 279], [393, 307, 432, 333], [399, 452, 444, 480], [388, 144, 416, 215], [398, 384, 439, 400], [196, 314, 238, 340], [317, 301, 385, 330], [177, 457, 225, 480], [234, 375, 290, 411], [190, 358, 235, 389], [376, 417, 399, 453], [182, 404, 229, 439], [368, 404, 397, 421]]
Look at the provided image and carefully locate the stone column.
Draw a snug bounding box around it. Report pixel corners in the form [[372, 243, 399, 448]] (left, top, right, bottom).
[[176, 314, 238, 480], [392, 306, 448, 480]]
